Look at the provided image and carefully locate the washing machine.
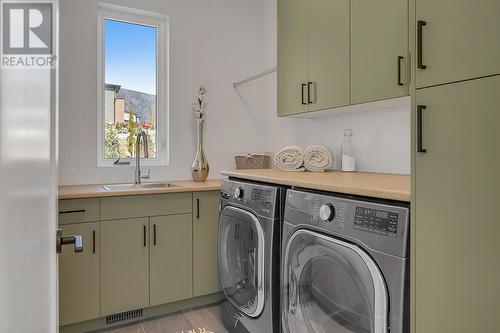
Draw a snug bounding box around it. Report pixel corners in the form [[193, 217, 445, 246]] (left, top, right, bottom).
[[282, 189, 410, 333], [218, 179, 285, 333]]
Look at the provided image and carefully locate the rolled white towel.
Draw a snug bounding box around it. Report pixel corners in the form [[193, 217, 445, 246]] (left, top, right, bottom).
[[304, 146, 333, 172], [274, 146, 305, 171]]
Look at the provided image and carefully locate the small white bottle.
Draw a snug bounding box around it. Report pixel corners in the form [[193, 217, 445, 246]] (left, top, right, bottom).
[[341, 128, 356, 172]]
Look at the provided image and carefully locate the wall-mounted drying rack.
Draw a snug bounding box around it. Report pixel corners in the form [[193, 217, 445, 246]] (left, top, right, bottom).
[[233, 67, 277, 88]]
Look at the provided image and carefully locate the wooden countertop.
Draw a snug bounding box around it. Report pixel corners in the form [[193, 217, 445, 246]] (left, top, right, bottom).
[[59, 179, 221, 200], [221, 169, 410, 202]]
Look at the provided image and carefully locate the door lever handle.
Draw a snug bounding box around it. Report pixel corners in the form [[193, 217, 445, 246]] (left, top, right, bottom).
[[56, 229, 83, 254]]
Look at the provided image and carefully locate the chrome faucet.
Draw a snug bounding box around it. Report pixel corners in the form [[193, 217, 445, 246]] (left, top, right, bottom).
[[135, 131, 150, 184]]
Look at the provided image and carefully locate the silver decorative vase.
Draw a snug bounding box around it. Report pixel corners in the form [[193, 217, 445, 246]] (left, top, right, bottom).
[[191, 118, 209, 182]]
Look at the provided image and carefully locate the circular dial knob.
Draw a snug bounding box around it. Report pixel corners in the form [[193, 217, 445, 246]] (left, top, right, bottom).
[[319, 204, 335, 222], [233, 187, 244, 199]]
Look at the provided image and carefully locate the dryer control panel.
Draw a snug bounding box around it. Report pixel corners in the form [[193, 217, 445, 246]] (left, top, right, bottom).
[[354, 207, 399, 237], [284, 190, 410, 258]]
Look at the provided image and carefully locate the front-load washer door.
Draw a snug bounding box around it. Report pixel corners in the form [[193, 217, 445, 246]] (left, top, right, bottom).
[[283, 229, 388, 333], [219, 206, 265, 318]]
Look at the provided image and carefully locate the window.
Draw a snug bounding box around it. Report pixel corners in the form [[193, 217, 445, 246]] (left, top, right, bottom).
[[97, 5, 168, 166]]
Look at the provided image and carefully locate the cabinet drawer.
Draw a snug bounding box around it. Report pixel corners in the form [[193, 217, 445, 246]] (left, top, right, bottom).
[[59, 199, 99, 225], [100, 193, 192, 220]]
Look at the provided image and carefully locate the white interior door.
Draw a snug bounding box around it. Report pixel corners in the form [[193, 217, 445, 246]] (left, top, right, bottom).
[[0, 1, 59, 332]]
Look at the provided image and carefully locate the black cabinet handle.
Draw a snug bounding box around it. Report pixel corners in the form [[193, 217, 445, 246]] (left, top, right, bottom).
[[153, 224, 157, 246], [196, 198, 200, 219], [307, 82, 314, 104], [59, 209, 85, 214], [417, 20, 427, 70], [143, 225, 146, 247], [417, 105, 427, 153], [92, 230, 96, 254], [398, 56, 404, 86], [301, 83, 307, 105]]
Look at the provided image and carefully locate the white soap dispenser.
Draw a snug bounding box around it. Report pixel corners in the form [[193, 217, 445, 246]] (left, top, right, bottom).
[[341, 128, 356, 172]]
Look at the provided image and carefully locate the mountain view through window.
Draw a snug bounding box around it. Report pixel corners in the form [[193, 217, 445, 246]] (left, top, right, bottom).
[[104, 19, 157, 159]]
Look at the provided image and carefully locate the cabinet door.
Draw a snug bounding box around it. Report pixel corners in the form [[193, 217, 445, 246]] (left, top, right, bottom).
[[414, 76, 500, 332], [308, 0, 350, 112], [150, 214, 192, 306], [101, 218, 149, 316], [193, 191, 221, 297], [351, 0, 408, 104], [416, 0, 500, 88], [59, 222, 100, 326], [277, 0, 308, 116]]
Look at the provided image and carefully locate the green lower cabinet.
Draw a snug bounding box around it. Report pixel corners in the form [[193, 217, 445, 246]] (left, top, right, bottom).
[[100, 218, 149, 316], [59, 222, 100, 326], [150, 214, 193, 306], [193, 191, 221, 297], [414, 75, 500, 332], [59, 191, 221, 328]]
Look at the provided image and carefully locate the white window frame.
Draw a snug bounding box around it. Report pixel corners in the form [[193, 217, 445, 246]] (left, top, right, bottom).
[[97, 3, 169, 167]]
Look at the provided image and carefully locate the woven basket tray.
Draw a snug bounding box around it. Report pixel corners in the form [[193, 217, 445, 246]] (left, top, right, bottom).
[[234, 154, 270, 170]]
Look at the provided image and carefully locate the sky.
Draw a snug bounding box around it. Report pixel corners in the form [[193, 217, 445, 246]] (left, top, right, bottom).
[[105, 19, 157, 95]]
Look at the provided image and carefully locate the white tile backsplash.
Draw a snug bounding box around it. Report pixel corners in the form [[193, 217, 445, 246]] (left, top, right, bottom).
[[58, 0, 410, 185]]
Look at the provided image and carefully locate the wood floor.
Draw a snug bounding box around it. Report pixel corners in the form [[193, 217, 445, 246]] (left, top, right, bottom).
[[105, 304, 230, 333]]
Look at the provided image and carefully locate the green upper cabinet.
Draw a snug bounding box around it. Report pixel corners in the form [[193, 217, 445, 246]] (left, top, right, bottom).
[[416, 0, 500, 88], [351, 0, 408, 104], [414, 76, 500, 332], [278, 0, 410, 116], [193, 191, 221, 297], [59, 222, 100, 326], [308, 0, 350, 112], [277, 0, 349, 116], [277, 0, 308, 116]]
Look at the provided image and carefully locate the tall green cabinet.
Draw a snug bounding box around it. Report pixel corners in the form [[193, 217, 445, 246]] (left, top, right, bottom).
[[413, 76, 500, 332], [411, 0, 500, 331]]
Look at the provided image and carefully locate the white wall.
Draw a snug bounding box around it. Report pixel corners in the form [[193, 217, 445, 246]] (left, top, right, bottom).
[[59, 0, 410, 185]]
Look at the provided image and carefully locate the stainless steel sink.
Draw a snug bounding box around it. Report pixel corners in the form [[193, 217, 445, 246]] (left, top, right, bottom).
[[101, 182, 177, 191]]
